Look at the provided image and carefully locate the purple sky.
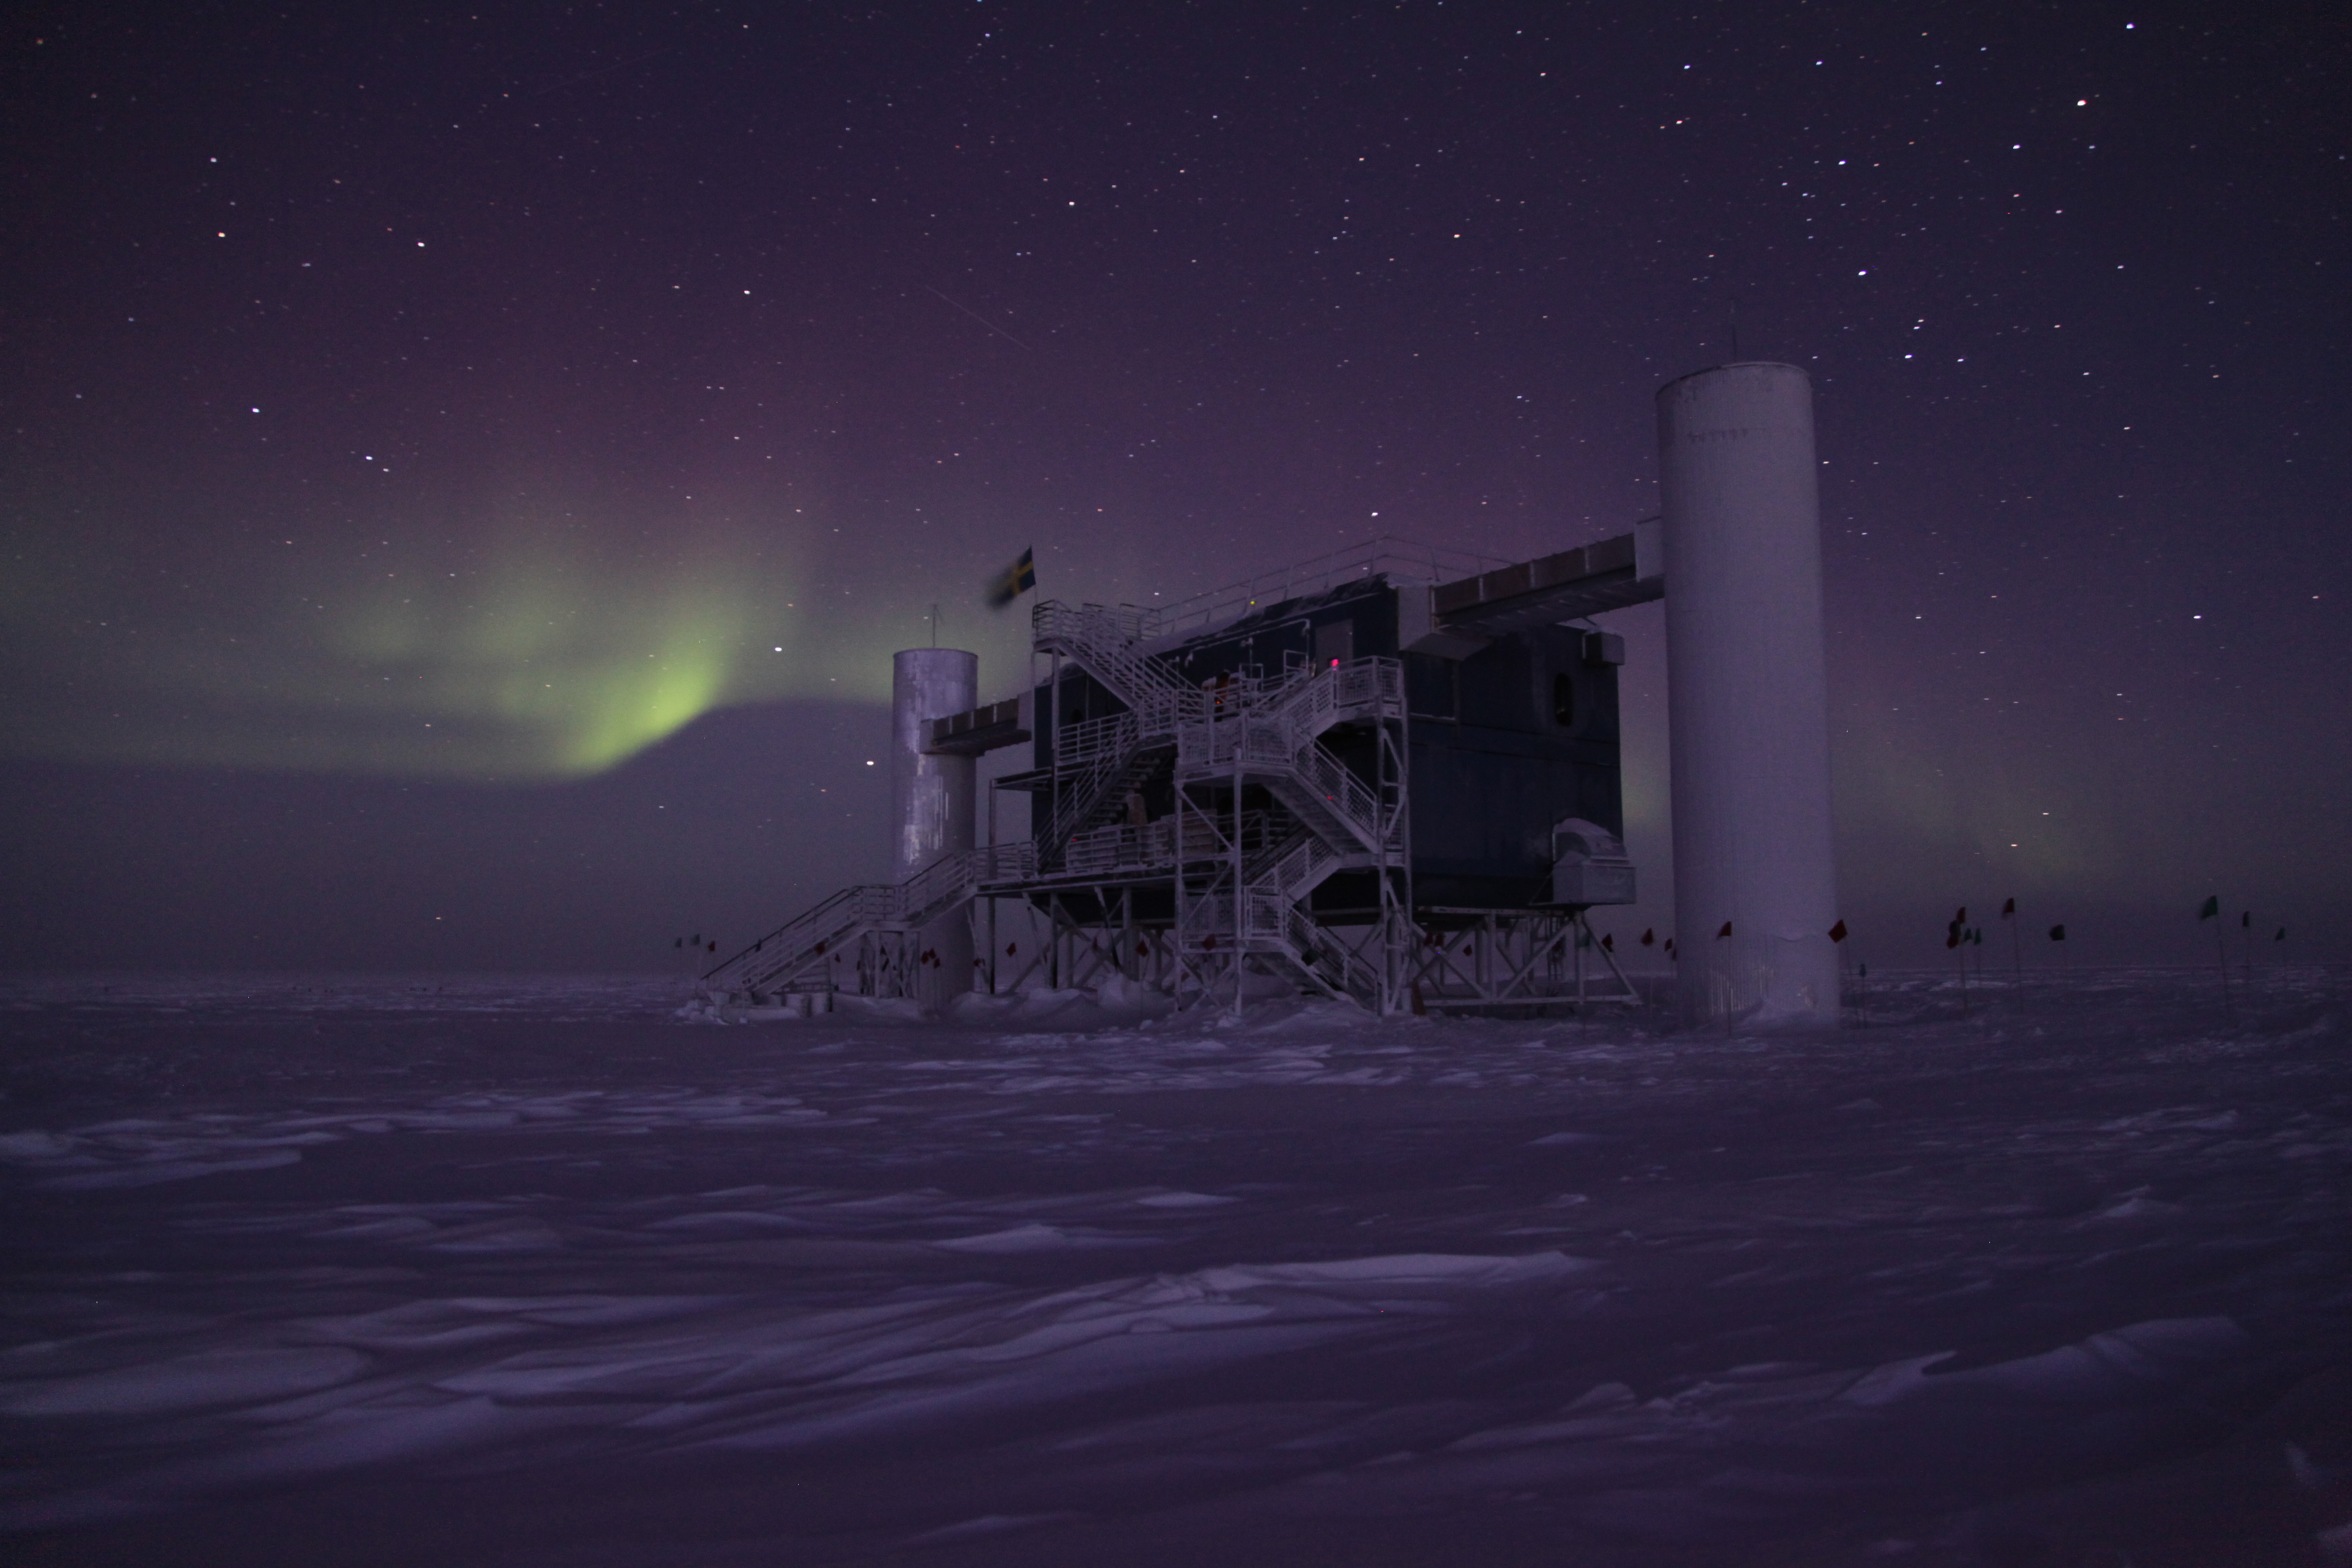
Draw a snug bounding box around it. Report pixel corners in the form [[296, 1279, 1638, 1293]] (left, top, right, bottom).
[[3, 1, 2344, 971]]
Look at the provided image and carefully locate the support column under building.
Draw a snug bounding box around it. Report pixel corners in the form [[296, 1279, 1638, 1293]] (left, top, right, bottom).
[[892, 648, 978, 1010], [1658, 362, 1840, 1029]]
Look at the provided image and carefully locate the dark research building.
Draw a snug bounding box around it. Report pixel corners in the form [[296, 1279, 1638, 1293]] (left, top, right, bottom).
[[712, 364, 1844, 1032], [1015, 573, 1627, 920], [703, 533, 1658, 1018]]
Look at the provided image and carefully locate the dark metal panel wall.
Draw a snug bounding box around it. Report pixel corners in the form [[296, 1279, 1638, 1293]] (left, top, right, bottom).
[[1027, 576, 1623, 912]]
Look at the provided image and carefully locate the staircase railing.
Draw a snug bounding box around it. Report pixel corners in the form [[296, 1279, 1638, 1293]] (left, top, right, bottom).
[[1277, 898, 1383, 1006], [1029, 611, 1408, 1015], [1177, 663, 1401, 856], [704, 841, 1036, 997], [1029, 606, 1212, 872], [704, 882, 896, 995], [1038, 711, 1147, 867], [897, 841, 1034, 928], [1266, 655, 1402, 744], [1032, 601, 1196, 714]]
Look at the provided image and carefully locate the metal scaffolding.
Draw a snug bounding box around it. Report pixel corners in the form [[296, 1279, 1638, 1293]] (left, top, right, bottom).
[[704, 583, 1641, 1019]]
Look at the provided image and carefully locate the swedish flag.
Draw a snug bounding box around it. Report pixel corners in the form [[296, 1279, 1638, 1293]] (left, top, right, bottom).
[[985, 547, 1037, 609]]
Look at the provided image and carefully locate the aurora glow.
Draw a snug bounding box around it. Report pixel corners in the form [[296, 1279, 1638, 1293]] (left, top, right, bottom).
[[0, 493, 1042, 778]]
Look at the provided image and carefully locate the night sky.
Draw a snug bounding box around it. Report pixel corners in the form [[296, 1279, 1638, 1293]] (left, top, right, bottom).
[[3, 1, 2345, 973]]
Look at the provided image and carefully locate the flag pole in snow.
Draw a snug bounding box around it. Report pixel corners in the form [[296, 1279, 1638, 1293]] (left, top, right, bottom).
[[1829, 918, 1850, 1021], [1947, 908, 1969, 1017], [2002, 897, 2024, 1008], [2199, 895, 2231, 1007]]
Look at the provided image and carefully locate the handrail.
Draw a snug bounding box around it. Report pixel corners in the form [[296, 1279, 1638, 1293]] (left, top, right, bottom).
[[703, 882, 895, 991], [1280, 900, 1381, 1004], [1131, 535, 1514, 645], [1038, 711, 1142, 863], [1176, 661, 1401, 856], [704, 841, 1035, 995], [1032, 601, 1195, 712]]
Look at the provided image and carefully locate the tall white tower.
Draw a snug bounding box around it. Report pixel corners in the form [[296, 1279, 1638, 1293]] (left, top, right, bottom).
[[1658, 363, 1841, 1029], [891, 649, 977, 1009]]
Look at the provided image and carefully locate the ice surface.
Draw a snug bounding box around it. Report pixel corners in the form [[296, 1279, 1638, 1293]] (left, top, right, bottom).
[[0, 968, 2347, 1564]]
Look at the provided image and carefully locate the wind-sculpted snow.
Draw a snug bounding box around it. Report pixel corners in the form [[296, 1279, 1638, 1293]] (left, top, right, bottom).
[[0, 969, 2347, 1565]]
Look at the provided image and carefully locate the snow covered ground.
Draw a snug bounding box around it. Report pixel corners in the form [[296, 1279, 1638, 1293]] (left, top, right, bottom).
[[1, 969, 2347, 1566]]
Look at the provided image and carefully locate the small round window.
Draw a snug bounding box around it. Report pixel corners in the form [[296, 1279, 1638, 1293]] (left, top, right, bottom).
[[1553, 673, 1575, 727]]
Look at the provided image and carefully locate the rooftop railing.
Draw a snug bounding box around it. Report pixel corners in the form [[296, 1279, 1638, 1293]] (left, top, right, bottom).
[[1129, 535, 1515, 646]]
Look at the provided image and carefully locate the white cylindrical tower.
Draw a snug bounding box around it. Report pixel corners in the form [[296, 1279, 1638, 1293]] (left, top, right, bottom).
[[892, 649, 978, 1008], [1658, 363, 1840, 1030]]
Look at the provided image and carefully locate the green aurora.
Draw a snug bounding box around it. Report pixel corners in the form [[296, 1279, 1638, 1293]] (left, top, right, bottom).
[[0, 502, 1002, 779]]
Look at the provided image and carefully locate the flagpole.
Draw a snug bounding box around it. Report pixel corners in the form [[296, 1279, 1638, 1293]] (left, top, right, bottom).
[[2216, 907, 2231, 1006], [2005, 899, 2022, 1006], [1948, 908, 1969, 1018], [1958, 918, 1968, 1019], [2202, 895, 2231, 1008]]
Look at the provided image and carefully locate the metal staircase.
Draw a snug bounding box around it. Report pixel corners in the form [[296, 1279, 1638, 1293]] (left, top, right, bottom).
[[1238, 832, 1383, 1007], [701, 842, 1035, 1003], [1027, 603, 1210, 873], [1031, 602, 1193, 712], [1034, 710, 1166, 871], [1167, 654, 1411, 1014], [1177, 684, 1403, 857]]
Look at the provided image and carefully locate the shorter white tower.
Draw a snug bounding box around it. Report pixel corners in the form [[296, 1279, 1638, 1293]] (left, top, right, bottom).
[[1658, 363, 1840, 1029], [891, 649, 977, 1008]]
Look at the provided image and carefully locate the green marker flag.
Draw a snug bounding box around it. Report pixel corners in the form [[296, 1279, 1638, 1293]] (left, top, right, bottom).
[[2199, 895, 2220, 920], [985, 547, 1037, 609]]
